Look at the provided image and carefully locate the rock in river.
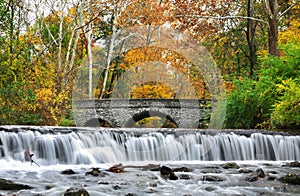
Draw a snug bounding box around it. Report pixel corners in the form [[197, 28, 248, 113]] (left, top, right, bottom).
[[86, 168, 108, 177], [160, 165, 178, 180], [202, 175, 225, 182], [61, 169, 77, 175], [64, 187, 89, 196], [279, 173, 300, 185], [221, 162, 240, 169], [0, 178, 32, 190]]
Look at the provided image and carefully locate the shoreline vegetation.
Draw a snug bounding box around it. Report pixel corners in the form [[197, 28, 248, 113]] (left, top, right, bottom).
[[0, 0, 299, 130]]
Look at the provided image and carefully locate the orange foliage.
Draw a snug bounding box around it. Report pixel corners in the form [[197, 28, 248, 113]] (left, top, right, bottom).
[[131, 82, 175, 98]]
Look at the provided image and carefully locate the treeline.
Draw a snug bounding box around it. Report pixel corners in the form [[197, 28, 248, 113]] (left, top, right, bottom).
[[0, 0, 299, 129]]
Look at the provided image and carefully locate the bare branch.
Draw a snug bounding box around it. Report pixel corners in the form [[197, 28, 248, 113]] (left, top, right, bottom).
[[176, 15, 268, 24], [279, 0, 300, 18]]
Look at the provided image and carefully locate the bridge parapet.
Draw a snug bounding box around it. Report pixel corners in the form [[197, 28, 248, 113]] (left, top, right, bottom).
[[72, 99, 211, 128]]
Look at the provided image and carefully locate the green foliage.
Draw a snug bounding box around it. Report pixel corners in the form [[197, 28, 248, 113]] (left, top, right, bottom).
[[225, 43, 300, 129], [271, 79, 300, 129], [224, 79, 261, 128], [0, 81, 41, 125]]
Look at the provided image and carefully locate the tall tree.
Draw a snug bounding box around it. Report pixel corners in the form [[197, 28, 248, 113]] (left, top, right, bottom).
[[94, 0, 134, 99]]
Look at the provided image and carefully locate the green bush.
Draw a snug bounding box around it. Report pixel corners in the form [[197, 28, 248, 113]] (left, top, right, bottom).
[[225, 43, 300, 129], [271, 79, 300, 129], [224, 78, 261, 128]]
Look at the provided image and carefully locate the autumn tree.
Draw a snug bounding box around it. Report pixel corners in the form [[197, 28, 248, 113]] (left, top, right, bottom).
[[0, 0, 41, 124]]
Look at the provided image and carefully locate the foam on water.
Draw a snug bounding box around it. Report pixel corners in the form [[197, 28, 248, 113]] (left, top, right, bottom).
[[0, 127, 299, 165]]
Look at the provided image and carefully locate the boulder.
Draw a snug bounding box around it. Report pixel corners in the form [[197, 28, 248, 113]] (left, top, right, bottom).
[[64, 187, 89, 196], [0, 178, 32, 190], [279, 173, 300, 185], [160, 165, 178, 180], [283, 161, 300, 167], [61, 169, 77, 175], [221, 162, 239, 169], [85, 168, 108, 177], [245, 168, 265, 182], [254, 168, 265, 178]]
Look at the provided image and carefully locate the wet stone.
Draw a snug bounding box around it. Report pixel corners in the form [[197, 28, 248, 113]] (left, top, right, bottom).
[[245, 176, 258, 182], [0, 178, 33, 190], [267, 176, 277, 181], [268, 170, 277, 174], [147, 182, 157, 187], [113, 185, 121, 190], [239, 168, 253, 174], [254, 168, 265, 178], [98, 181, 109, 185], [202, 175, 225, 182], [221, 162, 240, 169], [45, 185, 55, 190], [205, 186, 216, 192], [63, 187, 89, 196], [263, 163, 273, 166], [61, 169, 77, 175], [145, 188, 158, 193], [201, 169, 222, 174], [125, 194, 138, 196], [85, 168, 108, 177], [279, 173, 300, 185], [173, 167, 191, 172], [283, 161, 300, 167], [160, 165, 178, 180], [179, 174, 191, 180]]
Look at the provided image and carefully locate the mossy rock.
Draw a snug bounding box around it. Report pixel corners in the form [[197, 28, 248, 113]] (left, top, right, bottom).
[[279, 173, 300, 185]]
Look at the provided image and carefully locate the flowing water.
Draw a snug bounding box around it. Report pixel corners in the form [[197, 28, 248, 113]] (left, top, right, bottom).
[[0, 126, 299, 195]]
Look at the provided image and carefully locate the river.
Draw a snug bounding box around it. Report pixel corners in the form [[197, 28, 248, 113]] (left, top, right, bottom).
[[0, 126, 299, 195]]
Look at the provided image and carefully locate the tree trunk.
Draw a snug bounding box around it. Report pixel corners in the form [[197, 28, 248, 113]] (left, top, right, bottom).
[[268, 17, 279, 56], [265, 0, 279, 56], [246, 0, 257, 77]]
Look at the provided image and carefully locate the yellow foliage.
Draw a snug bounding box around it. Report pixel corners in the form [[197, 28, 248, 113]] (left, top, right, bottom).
[[132, 82, 175, 98], [34, 88, 69, 125], [279, 20, 300, 44]]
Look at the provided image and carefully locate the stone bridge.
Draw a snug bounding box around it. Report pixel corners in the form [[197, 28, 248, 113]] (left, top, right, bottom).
[[72, 99, 211, 128]]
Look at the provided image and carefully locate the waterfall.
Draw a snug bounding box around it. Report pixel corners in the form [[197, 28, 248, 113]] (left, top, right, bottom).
[[0, 127, 299, 165]]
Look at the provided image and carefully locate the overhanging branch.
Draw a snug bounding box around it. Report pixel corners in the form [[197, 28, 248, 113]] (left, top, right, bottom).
[[176, 15, 268, 24]]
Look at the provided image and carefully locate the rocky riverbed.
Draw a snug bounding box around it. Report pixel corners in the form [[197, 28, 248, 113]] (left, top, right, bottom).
[[0, 160, 300, 196]]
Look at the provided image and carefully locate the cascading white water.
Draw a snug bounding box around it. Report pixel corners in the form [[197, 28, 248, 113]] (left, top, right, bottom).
[[0, 127, 299, 165]]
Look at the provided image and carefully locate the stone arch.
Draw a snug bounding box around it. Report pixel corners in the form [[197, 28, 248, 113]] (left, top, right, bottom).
[[125, 110, 178, 128], [84, 118, 114, 127]]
